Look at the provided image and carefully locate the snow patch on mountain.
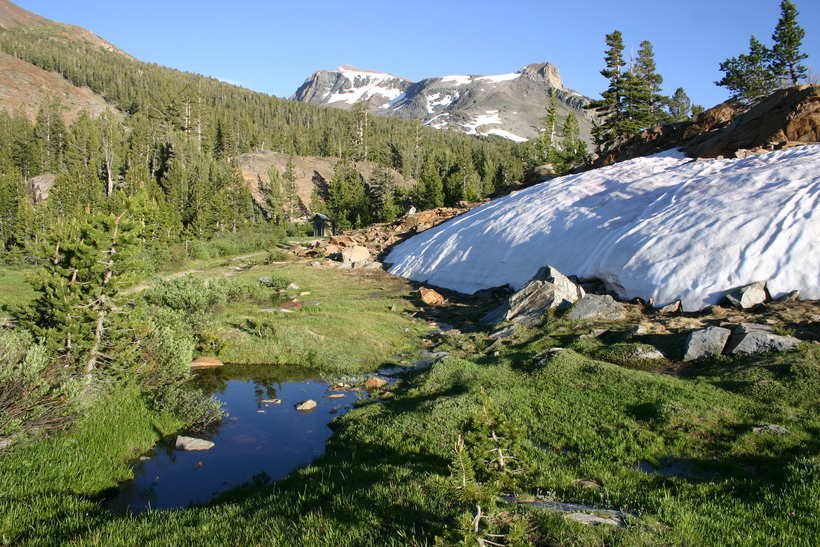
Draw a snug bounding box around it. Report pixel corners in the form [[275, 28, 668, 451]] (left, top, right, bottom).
[[477, 73, 521, 83], [440, 75, 473, 86], [386, 146, 820, 311], [485, 129, 528, 143]]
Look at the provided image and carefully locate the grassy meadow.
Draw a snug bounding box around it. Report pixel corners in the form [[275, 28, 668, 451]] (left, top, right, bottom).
[[1, 253, 819, 546]]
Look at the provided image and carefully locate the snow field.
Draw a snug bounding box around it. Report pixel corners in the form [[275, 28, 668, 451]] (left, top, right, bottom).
[[386, 146, 820, 311]]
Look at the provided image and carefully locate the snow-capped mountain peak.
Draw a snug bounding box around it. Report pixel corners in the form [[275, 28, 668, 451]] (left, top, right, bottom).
[[290, 62, 594, 143]]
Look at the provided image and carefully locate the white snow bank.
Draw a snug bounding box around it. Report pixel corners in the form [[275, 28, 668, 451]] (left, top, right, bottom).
[[386, 146, 820, 311]]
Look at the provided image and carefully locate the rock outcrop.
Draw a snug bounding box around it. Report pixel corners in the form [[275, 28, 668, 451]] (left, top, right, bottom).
[[234, 151, 410, 219], [591, 85, 820, 168]]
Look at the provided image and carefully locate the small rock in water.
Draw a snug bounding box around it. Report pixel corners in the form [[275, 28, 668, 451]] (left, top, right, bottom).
[[175, 436, 215, 451], [295, 399, 318, 412], [261, 399, 281, 404], [329, 393, 346, 399], [365, 377, 388, 388]]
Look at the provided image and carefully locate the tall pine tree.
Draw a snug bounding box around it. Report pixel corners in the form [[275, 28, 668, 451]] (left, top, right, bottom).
[[771, 0, 808, 85]]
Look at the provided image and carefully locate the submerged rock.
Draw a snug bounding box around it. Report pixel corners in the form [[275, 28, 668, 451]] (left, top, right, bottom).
[[189, 357, 223, 370], [175, 436, 215, 451]]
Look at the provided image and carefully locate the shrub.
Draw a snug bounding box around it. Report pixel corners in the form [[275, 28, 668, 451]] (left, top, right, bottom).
[[0, 331, 79, 448]]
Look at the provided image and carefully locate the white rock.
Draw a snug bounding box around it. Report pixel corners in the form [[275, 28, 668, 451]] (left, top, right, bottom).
[[175, 436, 215, 451]]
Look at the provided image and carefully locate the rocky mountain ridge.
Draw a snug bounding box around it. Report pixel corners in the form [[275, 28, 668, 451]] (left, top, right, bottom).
[[291, 63, 595, 143]]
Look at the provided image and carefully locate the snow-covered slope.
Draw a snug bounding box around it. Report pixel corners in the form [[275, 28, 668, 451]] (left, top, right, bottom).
[[291, 63, 594, 143], [386, 146, 820, 311], [290, 65, 413, 110]]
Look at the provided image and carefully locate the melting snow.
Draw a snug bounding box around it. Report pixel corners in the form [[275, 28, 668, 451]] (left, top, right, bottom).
[[439, 75, 473, 86], [386, 146, 820, 311], [477, 73, 521, 83], [460, 110, 503, 135], [485, 129, 528, 142], [325, 69, 404, 105]]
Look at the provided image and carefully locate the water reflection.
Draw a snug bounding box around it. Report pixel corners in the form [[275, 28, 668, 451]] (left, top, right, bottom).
[[104, 365, 364, 514]]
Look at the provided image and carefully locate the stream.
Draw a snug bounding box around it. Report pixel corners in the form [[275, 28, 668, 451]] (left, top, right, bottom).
[[103, 365, 366, 514]]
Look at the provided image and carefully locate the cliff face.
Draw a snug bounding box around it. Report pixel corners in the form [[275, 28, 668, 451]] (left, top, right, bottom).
[[291, 63, 595, 143]]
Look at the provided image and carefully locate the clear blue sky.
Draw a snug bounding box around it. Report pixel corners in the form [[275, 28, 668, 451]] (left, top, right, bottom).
[[14, 0, 820, 110]]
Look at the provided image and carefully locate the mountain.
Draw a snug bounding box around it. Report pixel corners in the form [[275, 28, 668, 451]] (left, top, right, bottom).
[[291, 63, 595, 143], [0, 0, 126, 122], [0, 0, 43, 27]]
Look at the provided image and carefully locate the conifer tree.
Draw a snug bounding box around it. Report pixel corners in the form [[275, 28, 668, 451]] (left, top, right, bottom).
[[771, 0, 808, 85], [33, 102, 66, 174], [559, 111, 587, 169], [716, 36, 779, 103], [586, 30, 627, 152], [533, 92, 560, 166], [348, 99, 371, 162], [22, 205, 146, 381], [0, 171, 24, 254], [282, 157, 299, 221], [265, 165, 285, 225], [632, 40, 668, 125], [667, 88, 693, 122]]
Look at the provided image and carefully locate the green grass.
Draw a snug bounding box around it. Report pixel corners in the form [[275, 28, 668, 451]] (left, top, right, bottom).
[[197, 263, 428, 373], [0, 266, 36, 313], [3, 255, 820, 546]]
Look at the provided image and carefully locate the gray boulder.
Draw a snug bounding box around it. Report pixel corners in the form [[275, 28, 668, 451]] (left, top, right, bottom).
[[724, 281, 768, 309], [505, 266, 585, 327], [683, 326, 732, 361], [725, 323, 800, 355], [567, 294, 626, 321]]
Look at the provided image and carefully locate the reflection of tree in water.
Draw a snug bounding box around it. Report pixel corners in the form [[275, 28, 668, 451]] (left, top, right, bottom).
[[193, 364, 320, 396], [254, 381, 279, 409]]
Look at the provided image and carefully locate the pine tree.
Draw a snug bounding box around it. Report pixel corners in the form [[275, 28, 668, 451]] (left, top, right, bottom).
[[33, 102, 66, 174], [0, 171, 24, 254], [632, 40, 668, 125], [347, 99, 370, 162], [282, 157, 299, 221], [559, 111, 588, 169], [532, 92, 561, 167], [716, 36, 779, 103], [265, 165, 285, 225], [667, 87, 693, 122], [771, 0, 808, 85], [22, 205, 146, 380], [586, 31, 627, 152]]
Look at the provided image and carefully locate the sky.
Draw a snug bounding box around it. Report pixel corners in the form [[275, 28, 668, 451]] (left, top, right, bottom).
[[13, 0, 820, 110]]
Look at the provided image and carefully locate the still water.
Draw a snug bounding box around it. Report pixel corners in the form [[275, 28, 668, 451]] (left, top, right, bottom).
[[104, 365, 364, 514]]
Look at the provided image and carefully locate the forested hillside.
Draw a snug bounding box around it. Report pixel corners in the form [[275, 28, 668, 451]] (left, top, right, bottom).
[[0, 21, 527, 266]]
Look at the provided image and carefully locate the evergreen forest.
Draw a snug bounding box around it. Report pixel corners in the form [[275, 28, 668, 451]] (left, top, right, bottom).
[[0, 22, 528, 269]]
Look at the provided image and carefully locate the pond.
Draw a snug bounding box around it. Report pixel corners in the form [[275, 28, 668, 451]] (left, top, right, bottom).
[[103, 365, 367, 514]]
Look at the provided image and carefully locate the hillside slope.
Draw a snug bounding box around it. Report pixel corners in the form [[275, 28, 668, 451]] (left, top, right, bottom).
[[386, 145, 820, 311], [235, 151, 410, 215]]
